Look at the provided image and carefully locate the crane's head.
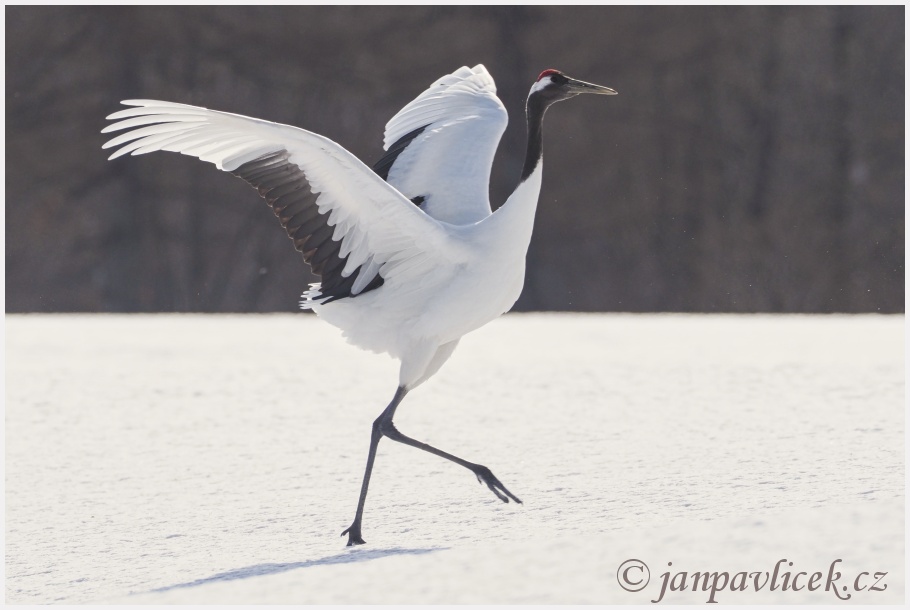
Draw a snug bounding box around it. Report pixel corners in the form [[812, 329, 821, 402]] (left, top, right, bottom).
[[530, 69, 617, 104]]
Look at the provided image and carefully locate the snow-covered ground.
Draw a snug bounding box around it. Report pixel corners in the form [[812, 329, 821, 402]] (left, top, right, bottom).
[[5, 313, 904, 604]]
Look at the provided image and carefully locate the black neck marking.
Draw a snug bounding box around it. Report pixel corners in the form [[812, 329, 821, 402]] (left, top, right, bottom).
[[520, 94, 550, 182]]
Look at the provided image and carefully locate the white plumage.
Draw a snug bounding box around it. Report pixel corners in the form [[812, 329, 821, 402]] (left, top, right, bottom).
[[382, 65, 507, 224], [103, 64, 616, 545]]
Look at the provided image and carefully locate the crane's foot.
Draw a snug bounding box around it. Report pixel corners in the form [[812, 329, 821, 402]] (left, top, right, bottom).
[[471, 464, 522, 504], [341, 522, 366, 546]]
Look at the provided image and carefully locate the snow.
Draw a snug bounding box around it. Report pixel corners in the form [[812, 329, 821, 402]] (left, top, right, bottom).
[[4, 313, 904, 604]]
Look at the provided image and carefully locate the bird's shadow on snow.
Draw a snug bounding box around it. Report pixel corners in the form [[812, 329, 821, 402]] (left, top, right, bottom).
[[145, 547, 445, 595]]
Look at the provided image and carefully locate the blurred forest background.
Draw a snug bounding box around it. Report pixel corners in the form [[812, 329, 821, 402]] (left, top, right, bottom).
[[5, 5, 904, 313]]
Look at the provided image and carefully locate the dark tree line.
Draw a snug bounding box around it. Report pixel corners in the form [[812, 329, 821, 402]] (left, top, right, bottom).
[[5, 6, 904, 313]]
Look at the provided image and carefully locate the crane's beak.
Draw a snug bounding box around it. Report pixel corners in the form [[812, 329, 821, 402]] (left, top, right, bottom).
[[566, 76, 617, 95]]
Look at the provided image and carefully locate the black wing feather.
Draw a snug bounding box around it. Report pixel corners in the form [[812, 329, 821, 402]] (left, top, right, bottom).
[[231, 150, 384, 303], [372, 125, 427, 182], [234, 125, 432, 304]]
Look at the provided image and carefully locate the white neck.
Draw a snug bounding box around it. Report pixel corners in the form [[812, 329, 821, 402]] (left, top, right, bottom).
[[485, 161, 543, 256]]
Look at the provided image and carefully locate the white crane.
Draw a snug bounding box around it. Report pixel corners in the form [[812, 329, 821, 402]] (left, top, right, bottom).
[[103, 65, 616, 546]]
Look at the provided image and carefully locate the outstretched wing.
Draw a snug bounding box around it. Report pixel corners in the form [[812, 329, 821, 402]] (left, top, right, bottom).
[[103, 100, 464, 305], [373, 64, 508, 225]]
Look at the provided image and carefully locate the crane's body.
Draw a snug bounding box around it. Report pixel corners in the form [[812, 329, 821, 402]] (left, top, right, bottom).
[[103, 64, 616, 545], [313, 165, 542, 388]]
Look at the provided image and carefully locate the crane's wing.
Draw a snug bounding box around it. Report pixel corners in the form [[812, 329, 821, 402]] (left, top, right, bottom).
[[103, 100, 465, 306], [373, 64, 508, 225]]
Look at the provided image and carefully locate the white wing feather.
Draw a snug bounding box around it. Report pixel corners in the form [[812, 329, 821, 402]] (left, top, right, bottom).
[[380, 64, 508, 225], [103, 100, 466, 300]]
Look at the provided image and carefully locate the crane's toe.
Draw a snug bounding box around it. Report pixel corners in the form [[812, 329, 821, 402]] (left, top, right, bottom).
[[471, 464, 522, 504], [341, 523, 366, 546]]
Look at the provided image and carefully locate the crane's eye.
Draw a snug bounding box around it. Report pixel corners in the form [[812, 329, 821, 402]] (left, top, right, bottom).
[[550, 73, 568, 86]]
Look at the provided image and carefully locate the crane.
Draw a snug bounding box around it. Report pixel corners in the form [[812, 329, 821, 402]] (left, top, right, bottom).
[[103, 65, 617, 546]]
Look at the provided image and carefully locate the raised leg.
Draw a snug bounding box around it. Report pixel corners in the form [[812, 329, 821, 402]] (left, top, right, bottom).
[[381, 422, 521, 504], [341, 385, 521, 547]]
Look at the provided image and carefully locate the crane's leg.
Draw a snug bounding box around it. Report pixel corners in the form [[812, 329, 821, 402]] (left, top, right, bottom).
[[341, 386, 408, 546], [382, 423, 522, 505], [341, 385, 521, 546]]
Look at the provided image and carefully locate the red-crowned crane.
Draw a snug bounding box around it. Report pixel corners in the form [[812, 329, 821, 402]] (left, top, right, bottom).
[[103, 65, 617, 546]]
